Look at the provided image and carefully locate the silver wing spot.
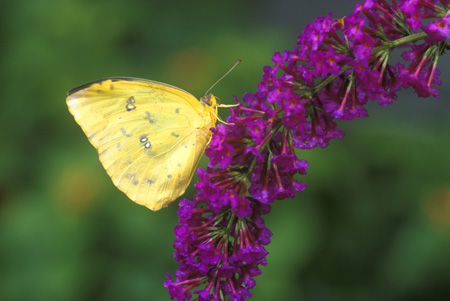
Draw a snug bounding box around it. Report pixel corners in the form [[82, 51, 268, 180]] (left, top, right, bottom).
[[126, 96, 136, 111]]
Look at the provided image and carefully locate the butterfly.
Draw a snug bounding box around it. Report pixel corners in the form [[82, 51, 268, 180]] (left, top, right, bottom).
[[66, 77, 221, 211]]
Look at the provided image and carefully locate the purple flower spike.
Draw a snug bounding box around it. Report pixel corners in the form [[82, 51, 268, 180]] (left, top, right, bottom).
[[167, 0, 449, 299]]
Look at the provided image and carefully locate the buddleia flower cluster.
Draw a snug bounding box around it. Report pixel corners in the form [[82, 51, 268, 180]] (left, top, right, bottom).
[[165, 0, 449, 299]]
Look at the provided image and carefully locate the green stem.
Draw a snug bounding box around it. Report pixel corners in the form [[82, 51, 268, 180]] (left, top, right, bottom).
[[226, 212, 236, 229], [373, 32, 428, 53], [312, 32, 429, 96], [313, 65, 351, 95], [246, 157, 258, 178]]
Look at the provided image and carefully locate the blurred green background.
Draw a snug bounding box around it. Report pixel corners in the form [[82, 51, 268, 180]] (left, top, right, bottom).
[[1, 0, 449, 300]]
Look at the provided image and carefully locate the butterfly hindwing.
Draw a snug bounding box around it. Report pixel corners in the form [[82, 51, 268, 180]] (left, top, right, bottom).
[[67, 77, 215, 210]]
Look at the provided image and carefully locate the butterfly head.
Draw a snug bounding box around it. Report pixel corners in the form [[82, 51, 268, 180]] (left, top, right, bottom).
[[200, 94, 220, 108]]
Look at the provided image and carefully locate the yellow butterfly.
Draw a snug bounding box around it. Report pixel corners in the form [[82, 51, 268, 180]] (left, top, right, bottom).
[[67, 77, 220, 211]]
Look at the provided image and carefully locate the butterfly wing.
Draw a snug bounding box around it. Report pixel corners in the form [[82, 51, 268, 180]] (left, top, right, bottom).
[[67, 77, 212, 210]]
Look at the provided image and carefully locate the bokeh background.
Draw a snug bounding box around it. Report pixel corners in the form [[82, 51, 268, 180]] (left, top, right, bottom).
[[1, 0, 450, 300]]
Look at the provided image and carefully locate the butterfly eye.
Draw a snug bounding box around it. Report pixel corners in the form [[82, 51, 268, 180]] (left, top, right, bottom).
[[200, 94, 219, 107]]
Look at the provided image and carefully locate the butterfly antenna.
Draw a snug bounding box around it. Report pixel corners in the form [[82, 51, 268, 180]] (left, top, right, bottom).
[[204, 59, 242, 96]]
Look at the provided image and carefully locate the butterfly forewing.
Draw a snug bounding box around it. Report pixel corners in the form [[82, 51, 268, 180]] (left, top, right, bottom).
[[67, 77, 214, 210], [67, 78, 203, 147]]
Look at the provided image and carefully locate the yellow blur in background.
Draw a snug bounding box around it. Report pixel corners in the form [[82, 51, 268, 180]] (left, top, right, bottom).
[[1, 0, 450, 300]]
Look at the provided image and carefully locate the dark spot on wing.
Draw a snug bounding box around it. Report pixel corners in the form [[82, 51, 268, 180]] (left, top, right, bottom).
[[120, 128, 132, 137], [144, 111, 156, 124], [171, 132, 180, 138], [175, 108, 180, 113], [167, 174, 172, 179], [146, 179, 155, 185], [146, 150, 158, 157]]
